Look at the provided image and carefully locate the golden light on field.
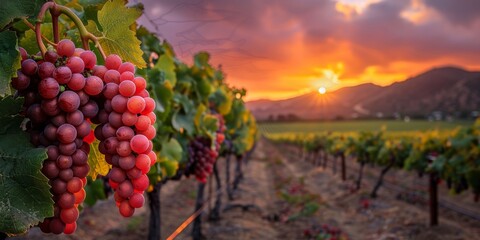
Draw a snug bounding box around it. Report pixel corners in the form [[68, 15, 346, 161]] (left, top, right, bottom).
[[318, 87, 327, 95]]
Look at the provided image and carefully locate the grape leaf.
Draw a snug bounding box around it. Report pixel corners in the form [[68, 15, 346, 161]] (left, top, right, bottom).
[[154, 48, 177, 86], [85, 0, 146, 68], [0, 97, 53, 235], [157, 139, 180, 177], [0, 31, 21, 97], [0, 0, 46, 30], [172, 109, 195, 135], [19, 23, 55, 54], [87, 139, 110, 180]]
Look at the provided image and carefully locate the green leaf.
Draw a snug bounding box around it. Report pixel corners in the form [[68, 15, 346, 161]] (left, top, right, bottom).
[[86, 0, 146, 68], [87, 139, 110, 180], [0, 98, 53, 235], [0, 0, 46, 30], [154, 49, 177, 86], [194, 52, 209, 68], [84, 178, 107, 206], [0, 31, 21, 97], [172, 109, 195, 135]]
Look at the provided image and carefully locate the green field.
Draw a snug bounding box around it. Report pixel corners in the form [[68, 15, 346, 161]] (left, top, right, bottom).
[[259, 120, 473, 134]]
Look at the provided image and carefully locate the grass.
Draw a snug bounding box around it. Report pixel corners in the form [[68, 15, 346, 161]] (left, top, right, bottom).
[[259, 120, 472, 134]]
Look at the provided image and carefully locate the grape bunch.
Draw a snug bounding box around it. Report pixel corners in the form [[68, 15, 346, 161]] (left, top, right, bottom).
[[12, 40, 99, 234], [186, 137, 218, 183], [11, 38, 156, 233], [185, 114, 226, 183], [92, 54, 156, 217]]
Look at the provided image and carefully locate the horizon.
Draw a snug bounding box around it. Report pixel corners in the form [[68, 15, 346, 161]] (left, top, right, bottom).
[[136, 0, 480, 100], [247, 65, 477, 102]]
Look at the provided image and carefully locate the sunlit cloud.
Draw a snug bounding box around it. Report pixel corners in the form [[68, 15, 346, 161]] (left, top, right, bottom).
[[137, 0, 480, 100]]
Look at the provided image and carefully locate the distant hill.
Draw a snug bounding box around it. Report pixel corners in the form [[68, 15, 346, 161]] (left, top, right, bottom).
[[246, 66, 480, 121]]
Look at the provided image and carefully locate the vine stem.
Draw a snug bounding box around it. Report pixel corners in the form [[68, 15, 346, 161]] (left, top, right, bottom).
[[50, 7, 60, 43], [35, 2, 55, 56], [35, 2, 107, 60], [22, 19, 56, 47], [55, 5, 107, 60]]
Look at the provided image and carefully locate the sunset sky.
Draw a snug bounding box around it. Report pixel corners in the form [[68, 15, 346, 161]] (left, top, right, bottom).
[[136, 0, 480, 100]]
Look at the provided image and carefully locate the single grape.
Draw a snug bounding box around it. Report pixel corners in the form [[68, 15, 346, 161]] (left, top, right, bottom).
[[119, 154, 136, 170], [117, 180, 134, 199], [66, 177, 83, 193], [132, 76, 146, 94], [105, 54, 122, 70], [92, 65, 108, 78], [27, 103, 47, 125], [112, 95, 128, 113], [121, 111, 138, 126], [108, 112, 123, 128], [58, 192, 75, 209], [119, 200, 135, 217], [141, 97, 156, 114], [79, 50, 97, 69], [72, 149, 88, 165], [116, 141, 132, 157], [130, 134, 149, 154], [38, 62, 56, 79], [84, 76, 104, 96], [135, 115, 151, 132], [56, 124, 77, 143], [49, 218, 66, 234], [21, 59, 38, 76], [119, 80, 136, 97], [58, 91, 81, 112], [103, 83, 119, 99], [126, 167, 142, 179], [118, 62, 135, 74], [19, 47, 28, 61], [66, 56, 85, 73], [109, 167, 127, 183], [76, 120, 91, 138], [116, 126, 134, 141], [59, 142, 77, 155], [64, 222, 77, 235], [38, 78, 60, 99], [66, 110, 84, 126], [67, 73, 86, 91], [57, 155, 73, 169], [132, 174, 149, 191], [127, 96, 146, 114], [59, 168, 74, 181], [129, 193, 145, 208], [45, 50, 59, 63], [135, 154, 151, 174], [54, 66, 73, 84], [42, 160, 60, 179], [80, 100, 99, 118], [57, 39, 75, 57], [120, 71, 134, 82]]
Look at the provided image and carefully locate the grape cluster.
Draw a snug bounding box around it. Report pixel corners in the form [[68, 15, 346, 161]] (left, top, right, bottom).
[[12, 38, 156, 233], [186, 137, 217, 183], [92, 54, 156, 217], [186, 114, 226, 183], [12, 40, 98, 234]]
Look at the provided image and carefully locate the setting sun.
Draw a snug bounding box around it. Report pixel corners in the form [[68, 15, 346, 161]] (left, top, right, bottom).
[[318, 87, 327, 95]]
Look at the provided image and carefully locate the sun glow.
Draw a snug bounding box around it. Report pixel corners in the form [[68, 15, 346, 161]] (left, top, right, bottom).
[[318, 87, 327, 95]]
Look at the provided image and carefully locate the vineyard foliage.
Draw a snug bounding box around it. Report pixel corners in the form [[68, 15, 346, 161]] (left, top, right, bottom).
[[268, 120, 480, 197], [0, 0, 257, 236]]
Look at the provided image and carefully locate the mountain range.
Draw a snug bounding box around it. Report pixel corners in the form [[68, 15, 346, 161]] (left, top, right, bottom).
[[246, 66, 480, 121]]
